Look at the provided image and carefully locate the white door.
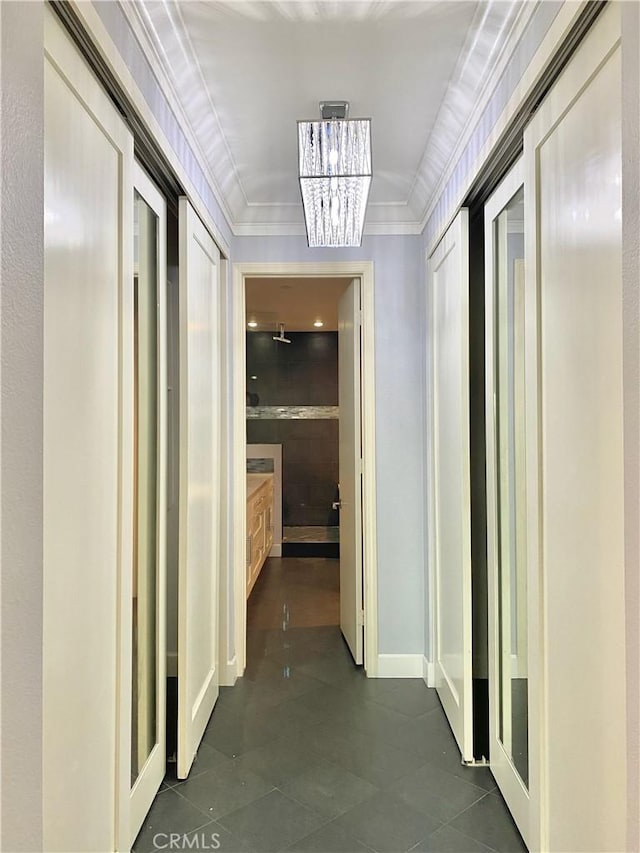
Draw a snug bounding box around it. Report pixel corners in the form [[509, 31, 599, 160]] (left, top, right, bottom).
[[129, 164, 168, 844], [484, 159, 531, 845], [43, 9, 134, 851], [428, 210, 473, 762], [177, 198, 221, 779], [523, 6, 625, 851], [338, 280, 363, 665]]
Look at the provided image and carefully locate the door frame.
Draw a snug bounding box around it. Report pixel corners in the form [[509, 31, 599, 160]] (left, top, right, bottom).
[[230, 261, 378, 679]]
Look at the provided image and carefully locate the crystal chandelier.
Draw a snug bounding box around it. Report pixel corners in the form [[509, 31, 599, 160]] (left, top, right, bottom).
[[298, 102, 372, 248]]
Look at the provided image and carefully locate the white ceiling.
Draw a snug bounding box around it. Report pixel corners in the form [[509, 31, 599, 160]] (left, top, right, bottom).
[[246, 277, 351, 330], [129, 1, 528, 236]]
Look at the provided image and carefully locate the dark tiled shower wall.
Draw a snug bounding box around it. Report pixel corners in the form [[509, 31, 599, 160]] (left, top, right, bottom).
[[246, 331, 337, 406], [246, 332, 339, 527]]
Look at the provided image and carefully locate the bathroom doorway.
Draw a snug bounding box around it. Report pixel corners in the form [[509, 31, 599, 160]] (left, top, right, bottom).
[[245, 276, 363, 663], [231, 262, 379, 679], [245, 276, 348, 558]]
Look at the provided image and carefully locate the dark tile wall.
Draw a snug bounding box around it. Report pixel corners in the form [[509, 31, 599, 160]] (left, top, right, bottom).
[[246, 332, 339, 527], [246, 331, 337, 407]]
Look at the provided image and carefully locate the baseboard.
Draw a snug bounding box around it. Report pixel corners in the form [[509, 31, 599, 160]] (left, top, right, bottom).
[[423, 657, 435, 688], [219, 655, 238, 687], [375, 654, 424, 678], [269, 544, 282, 557]]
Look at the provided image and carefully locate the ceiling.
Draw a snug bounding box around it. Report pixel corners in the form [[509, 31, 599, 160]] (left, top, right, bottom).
[[246, 277, 351, 331], [128, 1, 528, 236]]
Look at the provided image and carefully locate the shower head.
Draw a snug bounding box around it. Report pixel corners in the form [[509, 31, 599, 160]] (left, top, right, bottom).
[[273, 323, 292, 344]]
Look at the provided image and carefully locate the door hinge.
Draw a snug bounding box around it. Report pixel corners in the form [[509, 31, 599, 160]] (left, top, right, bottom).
[[358, 608, 365, 626]]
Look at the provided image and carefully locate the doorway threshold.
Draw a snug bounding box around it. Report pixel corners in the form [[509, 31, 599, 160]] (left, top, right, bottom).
[[282, 526, 340, 558]]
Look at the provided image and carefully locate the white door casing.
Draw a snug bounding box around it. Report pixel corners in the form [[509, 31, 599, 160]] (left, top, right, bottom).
[[231, 262, 378, 679], [43, 9, 134, 851], [129, 163, 168, 846], [524, 5, 625, 850], [338, 280, 364, 665], [427, 209, 474, 762], [177, 197, 221, 779]]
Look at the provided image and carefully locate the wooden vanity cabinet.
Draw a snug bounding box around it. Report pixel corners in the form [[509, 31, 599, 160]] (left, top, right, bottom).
[[246, 474, 274, 597]]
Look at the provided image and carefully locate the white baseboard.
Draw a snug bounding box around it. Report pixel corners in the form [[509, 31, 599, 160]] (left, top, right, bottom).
[[219, 655, 238, 687], [423, 657, 435, 688], [375, 654, 424, 678]]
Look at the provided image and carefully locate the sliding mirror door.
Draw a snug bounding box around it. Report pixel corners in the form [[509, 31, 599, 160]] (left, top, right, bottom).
[[484, 159, 531, 845], [130, 163, 167, 845]]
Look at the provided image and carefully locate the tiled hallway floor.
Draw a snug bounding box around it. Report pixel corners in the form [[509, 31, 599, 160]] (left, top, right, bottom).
[[134, 558, 527, 853]]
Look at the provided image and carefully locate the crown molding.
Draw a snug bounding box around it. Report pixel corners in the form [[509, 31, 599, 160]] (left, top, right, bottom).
[[418, 0, 540, 234], [423, 0, 590, 255], [118, 0, 237, 228], [233, 220, 423, 238]]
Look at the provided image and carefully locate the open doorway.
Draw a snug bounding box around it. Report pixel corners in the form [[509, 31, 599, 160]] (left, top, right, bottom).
[[245, 276, 361, 666], [230, 262, 379, 680], [245, 276, 348, 558]]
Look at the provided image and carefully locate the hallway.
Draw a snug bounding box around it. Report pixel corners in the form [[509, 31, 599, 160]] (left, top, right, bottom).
[[134, 559, 526, 853]]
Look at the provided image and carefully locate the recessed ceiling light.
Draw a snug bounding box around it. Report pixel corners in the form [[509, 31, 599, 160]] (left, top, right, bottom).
[[250, 375, 258, 380], [313, 320, 324, 328], [247, 320, 258, 328]]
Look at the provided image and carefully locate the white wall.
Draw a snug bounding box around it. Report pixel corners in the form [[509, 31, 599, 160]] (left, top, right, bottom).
[[621, 3, 640, 848], [0, 3, 44, 850], [233, 235, 427, 656]]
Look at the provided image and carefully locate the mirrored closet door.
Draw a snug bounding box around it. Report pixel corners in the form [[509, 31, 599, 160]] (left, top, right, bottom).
[[130, 162, 168, 846], [484, 158, 531, 846]]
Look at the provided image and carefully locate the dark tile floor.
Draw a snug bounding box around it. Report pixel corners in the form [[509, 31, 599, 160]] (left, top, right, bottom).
[[134, 558, 527, 853]]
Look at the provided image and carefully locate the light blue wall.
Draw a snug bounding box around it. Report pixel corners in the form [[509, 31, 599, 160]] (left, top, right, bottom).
[[234, 235, 427, 655]]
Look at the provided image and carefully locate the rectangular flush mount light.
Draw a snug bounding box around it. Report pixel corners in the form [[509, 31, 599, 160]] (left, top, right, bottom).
[[298, 117, 372, 248]]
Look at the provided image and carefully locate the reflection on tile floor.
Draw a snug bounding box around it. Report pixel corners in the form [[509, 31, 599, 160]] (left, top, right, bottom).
[[134, 558, 527, 853], [283, 526, 340, 544]]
